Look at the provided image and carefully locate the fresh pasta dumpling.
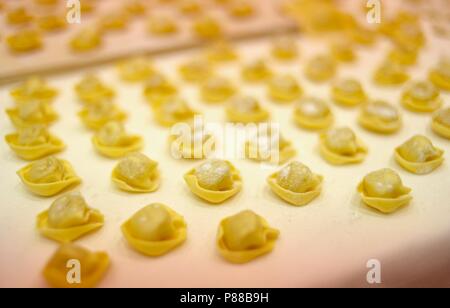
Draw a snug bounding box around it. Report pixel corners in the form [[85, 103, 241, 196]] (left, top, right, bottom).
[[70, 28, 102, 52], [179, 59, 212, 83], [184, 159, 242, 204], [43, 244, 110, 288], [100, 11, 129, 32], [429, 58, 450, 90], [121, 203, 187, 256], [143, 73, 178, 108], [331, 79, 367, 107], [401, 81, 442, 112], [5, 125, 65, 160], [179, 0, 202, 15], [6, 100, 58, 128], [373, 61, 409, 86], [271, 36, 298, 61], [267, 161, 323, 206], [111, 153, 160, 193], [153, 97, 197, 127], [431, 107, 450, 139], [245, 131, 296, 165], [37, 192, 104, 243], [7, 7, 33, 25], [192, 16, 222, 40], [217, 210, 279, 263], [169, 123, 215, 159], [358, 100, 402, 134], [304, 55, 336, 83], [319, 127, 368, 165], [125, 0, 147, 16], [242, 60, 272, 83], [229, 1, 254, 18], [117, 57, 154, 82], [201, 76, 236, 103], [358, 168, 412, 213], [329, 39, 356, 63], [78, 100, 127, 130], [17, 156, 81, 197], [38, 15, 67, 32], [147, 15, 178, 35], [75, 75, 115, 105], [10, 76, 58, 103], [395, 135, 444, 174], [205, 40, 238, 63], [293, 97, 333, 130], [7, 29, 42, 53], [226, 95, 269, 123], [92, 121, 143, 158], [388, 45, 418, 66], [268, 74, 302, 103]]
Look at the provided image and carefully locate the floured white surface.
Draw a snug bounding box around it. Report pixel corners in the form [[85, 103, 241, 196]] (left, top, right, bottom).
[[0, 35, 449, 288]]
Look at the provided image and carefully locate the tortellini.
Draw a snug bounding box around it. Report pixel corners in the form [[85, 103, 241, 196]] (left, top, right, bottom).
[[358, 168, 412, 213], [331, 79, 367, 107], [78, 100, 127, 130], [70, 28, 102, 52], [17, 156, 81, 197], [7, 29, 42, 53], [267, 161, 323, 206], [268, 75, 302, 103], [125, 0, 147, 16], [92, 121, 143, 158], [5, 125, 65, 160], [229, 1, 254, 18], [358, 100, 402, 134], [217, 210, 279, 264], [293, 97, 333, 130], [169, 123, 215, 159], [193, 16, 222, 40], [226, 96, 270, 123], [304, 55, 336, 83], [395, 135, 444, 174], [205, 40, 238, 63], [100, 11, 129, 32], [429, 58, 450, 91], [38, 15, 67, 32], [329, 39, 356, 63], [111, 153, 160, 193], [117, 57, 154, 82], [153, 97, 197, 127], [319, 127, 368, 165], [179, 0, 202, 15], [121, 203, 187, 256], [201, 76, 236, 103], [431, 107, 450, 139], [143, 73, 178, 108], [271, 36, 298, 61], [147, 16, 178, 35], [179, 59, 212, 83], [184, 159, 242, 204], [242, 60, 272, 83], [75, 75, 115, 105], [10, 76, 58, 103], [37, 192, 104, 243], [401, 81, 442, 112], [6, 100, 58, 129], [373, 61, 409, 86], [245, 131, 296, 165], [43, 244, 110, 288], [388, 45, 418, 66], [7, 7, 33, 25]]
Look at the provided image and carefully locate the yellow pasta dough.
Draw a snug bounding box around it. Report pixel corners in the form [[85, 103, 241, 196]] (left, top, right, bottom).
[[7, 7, 33, 25], [431, 107, 450, 139], [37, 192, 104, 243], [100, 11, 129, 32], [395, 135, 444, 174], [7, 29, 42, 53], [373, 61, 409, 86], [319, 127, 368, 165], [331, 79, 367, 107], [179, 59, 213, 83], [70, 28, 102, 52], [121, 203, 187, 256], [304, 55, 336, 83], [358, 100, 402, 134], [205, 40, 238, 63], [268, 74, 302, 103], [112, 153, 160, 193], [184, 159, 242, 204], [226, 96, 270, 123], [17, 156, 81, 197], [293, 97, 333, 130], [153, 97, 197, 127], [217, 210, 279, 263], [330, 39, 356, 63], [117, 57, 154, 82], [271, 36, 298, 61], [229, 1, 254, 18], [429, 58, 450, 90], [92, 121, 143, 158], [201, 76, 236, 103], [75, 75, 115, 104], [10, 76, 58, 103], [179, 0, 202, 15], [43, 244, 110, 288], [5, 125, 65, 160], [143, 73, 178, 108], [401, 81, 442, 112], [38, 15, 67, 32], [148, 16, 178, 35], [242, 60, 272, 83], [358, 168, 412, 213], [193, 16, 222, 40], [79, 100, 127, 130], [246, 131, 296, 165], [124, 0, 147, 16], [6, 100, 58, 128], [267, 161, 323, 206], [388, 45, 418, 66]]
